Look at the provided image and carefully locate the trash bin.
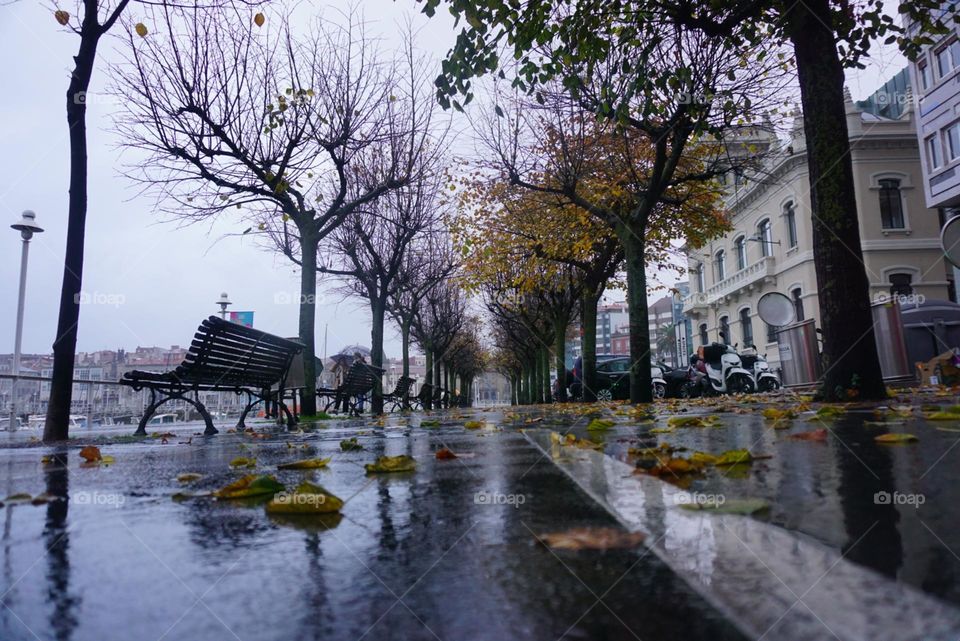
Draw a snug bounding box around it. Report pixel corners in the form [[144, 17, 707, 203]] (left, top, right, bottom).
[[776, 319, 821, 387], [871, 300, 913, 382]]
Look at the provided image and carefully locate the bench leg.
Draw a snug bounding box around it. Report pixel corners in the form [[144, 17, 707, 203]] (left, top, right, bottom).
[[237, 392, 261, 429], [182, 392, 217, 435], [134, 389, 160, 436]]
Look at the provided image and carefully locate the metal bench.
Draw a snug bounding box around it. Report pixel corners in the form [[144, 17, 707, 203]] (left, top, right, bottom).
[[119, 316, 303, 435], [316, 361, 384, 416], [383, 376, 417, 412]]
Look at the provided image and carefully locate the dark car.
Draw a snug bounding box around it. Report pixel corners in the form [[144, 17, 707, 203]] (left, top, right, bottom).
[[568, 355, 631, 401]]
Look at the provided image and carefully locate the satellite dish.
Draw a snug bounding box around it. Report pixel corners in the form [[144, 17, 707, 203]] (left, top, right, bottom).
[[757, 292, 796, 326], [942, 215, 960, 268]]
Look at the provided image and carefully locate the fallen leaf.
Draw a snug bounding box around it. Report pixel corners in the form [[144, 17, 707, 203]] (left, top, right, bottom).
[[587, 418, 615, 431], [265, 481, 342, 514], [420, 419, 440, 427], [926, 412, 960, 421], [365, 455, 416, 474], [874, 433, 918, 443], [213, 474, 284, 499], [177, 473, 203, 483], [762, 408, 797, 422], [538, 527, 646, 550], [4, 493, 32, 504], [788, 429, 828, 442], [464, 420, 484, 430], [340, 438, 363, 451], [229, 456, 257, 468], [79, 446, 101, 462], [715, 449, 753, 466], [667, 416, 716, 428], [277, 457, 331, 470], [435, 448, 458, 459]]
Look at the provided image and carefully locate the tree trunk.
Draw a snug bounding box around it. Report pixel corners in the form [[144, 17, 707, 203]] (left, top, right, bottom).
[[787, 0, 885, 401], [532, 353, 542, 404], [400, 318, 411, 409], [298, 233, 319, 416], [541, 345, 552, 403], [524, 363, 533, 405], [434, 356, 443, 407], [554, 316, 568, 402], [369, 295, 386, 414], [424, 348, 433, 410], [45, 21, 101, 442], [622, 230, 653, 403], [510, 375, 518, 405], [579, 290, 600, 402]]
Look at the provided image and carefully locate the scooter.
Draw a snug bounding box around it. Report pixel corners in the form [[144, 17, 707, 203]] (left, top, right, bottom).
[[651, 364, 668, 399], [697, 334, 755, 395], [739, 345, 781, 392]]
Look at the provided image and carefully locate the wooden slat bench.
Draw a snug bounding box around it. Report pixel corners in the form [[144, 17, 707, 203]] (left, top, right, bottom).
[[316, 361, 384, 416], [383, 376, 416, 412], [119, 316, 303, 435]]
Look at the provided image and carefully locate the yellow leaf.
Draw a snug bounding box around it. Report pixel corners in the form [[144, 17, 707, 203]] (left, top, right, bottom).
[[134, 23, 148, 38], [277, 457, 331, 470], [254, 12, 265, 27], [229, 456, 257, 468], [177, 473, 203, 483], [365, 455, 416, 474], [874, 433, 918, 443], [464, 420, 484, 429], [266, 481, 342, 514], [715, 449, 753, 466], [214, 474, 284, 499], [586, 418, 615, 431]]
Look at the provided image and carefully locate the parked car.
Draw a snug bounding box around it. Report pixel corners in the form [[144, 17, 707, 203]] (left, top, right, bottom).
[[568, 355, 666, 401]]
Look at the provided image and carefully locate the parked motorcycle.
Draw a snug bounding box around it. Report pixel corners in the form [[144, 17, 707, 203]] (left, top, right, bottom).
[[739, 346, 781, 392], [697, 335, 755, 395], [651, 364, 668, 399], [656, 360, 699, 398]]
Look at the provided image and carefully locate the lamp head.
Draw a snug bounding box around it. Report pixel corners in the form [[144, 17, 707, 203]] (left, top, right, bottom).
[[11, 211, 43, 240]]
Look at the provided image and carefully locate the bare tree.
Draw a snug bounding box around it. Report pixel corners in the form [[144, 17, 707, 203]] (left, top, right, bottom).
[[38, 0, 264, 442], [319, 171, 448, 413], [411, 280, 467, 408], [386, 231, 458, 408], [113, 5, 436, 415]]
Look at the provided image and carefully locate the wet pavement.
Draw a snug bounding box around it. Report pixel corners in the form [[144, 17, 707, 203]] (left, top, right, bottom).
[[0, 412, 745, 641], [3, 396, 960, 641]]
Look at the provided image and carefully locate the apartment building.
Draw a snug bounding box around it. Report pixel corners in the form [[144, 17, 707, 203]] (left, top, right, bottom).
[[683, 72, 952, 371]]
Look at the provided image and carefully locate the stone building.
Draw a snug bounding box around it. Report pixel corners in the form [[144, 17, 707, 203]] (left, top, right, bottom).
[[683, 73, 952, 371]]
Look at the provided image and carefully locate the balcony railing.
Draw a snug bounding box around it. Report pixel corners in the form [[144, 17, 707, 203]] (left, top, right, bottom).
[[682, 256, 776, 314]]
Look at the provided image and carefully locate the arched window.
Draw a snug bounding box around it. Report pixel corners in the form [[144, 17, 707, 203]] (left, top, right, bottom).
[[699, 323, 708, 346], [715, 249, 726, 281], [757, 219, 773, 257], [766, 322, 778, 343], [783, 202, 798, 248], [889, 273, 913, 297], [740, 308, 754, 346], [879, 179, 905, 229], [719, 316, 730, 344], [734, 236, 747, 271], [791, 287, 804, 321]]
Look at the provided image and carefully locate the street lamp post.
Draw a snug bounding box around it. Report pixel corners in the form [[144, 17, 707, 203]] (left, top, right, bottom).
[[216, 292, 232, 319], [9, 211, 44, 432]]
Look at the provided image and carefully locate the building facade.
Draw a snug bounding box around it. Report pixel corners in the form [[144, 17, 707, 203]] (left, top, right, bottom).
[[683, 75, 952, 371]]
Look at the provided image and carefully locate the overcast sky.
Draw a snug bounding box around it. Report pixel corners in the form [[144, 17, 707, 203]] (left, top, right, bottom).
[[0, 1, 908, 358]]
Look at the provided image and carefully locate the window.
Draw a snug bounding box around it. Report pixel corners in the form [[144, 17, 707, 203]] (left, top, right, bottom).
[[929, 135, 944, 170], [783, 202, 798, 248], [878, 179, 905, 229], [734, 236, 747, 271], [719, 316, 730, 344], [695, 263, 705, 293], [936, 40, 960, 78], [791, 287, 804, 322], [740, 308, 754, 346], [948, 123, 960, 162], [757, 219, 773, 257], [889, 273, 913, 297], [715, 249, 726, 281], [699, 323, 708, 346], [766, 322, 778, 343], [919, 61, 931, 91]]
